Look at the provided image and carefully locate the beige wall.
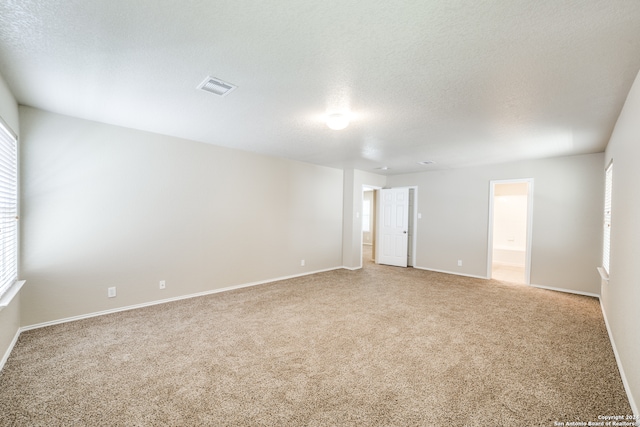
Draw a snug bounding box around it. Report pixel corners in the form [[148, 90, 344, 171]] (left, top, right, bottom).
[[386, 153, 604, 295], [603, 69, 640, 414], [20, 107, 344, 326], [0, 72, 20, 365]]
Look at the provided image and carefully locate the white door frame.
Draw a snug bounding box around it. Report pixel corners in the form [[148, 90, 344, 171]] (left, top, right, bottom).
[[374, 186, 418, 268], [487, 178, 534, 284], [408, 186, 418, 267], [360, 184, 382, 268]]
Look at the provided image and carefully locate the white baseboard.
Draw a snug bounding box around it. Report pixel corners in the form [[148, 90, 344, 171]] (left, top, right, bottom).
[[600, 300, 638, 419], [9, 266, 636, 422], [529, 283, 599, 298], [413, 265, 487, 280], [0, 328, 21, 372], [411, 267, 601, 299], [342, 265, 362, 271], [21, 266, 343, 332]]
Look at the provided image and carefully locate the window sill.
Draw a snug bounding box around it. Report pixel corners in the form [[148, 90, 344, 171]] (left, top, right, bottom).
[[0, 280, 25, 311], [597, 267, 609, 284]]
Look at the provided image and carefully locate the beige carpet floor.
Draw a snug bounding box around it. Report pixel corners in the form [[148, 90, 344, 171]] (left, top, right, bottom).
[[0, 251, 632, 426]]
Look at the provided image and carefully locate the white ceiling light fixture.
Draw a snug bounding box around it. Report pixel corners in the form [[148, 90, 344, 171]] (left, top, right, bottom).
[[326, 113, 350, 130], [197, 76, 237, 97]]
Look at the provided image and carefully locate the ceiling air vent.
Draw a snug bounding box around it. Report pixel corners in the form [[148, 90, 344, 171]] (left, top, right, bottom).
[[197, 76, 237, 97]]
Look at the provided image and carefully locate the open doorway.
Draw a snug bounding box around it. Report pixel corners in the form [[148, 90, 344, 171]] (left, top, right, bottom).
[[362, 187, 376, 266], [374, 187, 418, 268], [361, 185, 418, 269], [488, 179, 533, 284]]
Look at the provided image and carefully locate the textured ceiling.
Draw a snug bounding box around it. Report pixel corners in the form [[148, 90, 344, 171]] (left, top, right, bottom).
[[1, 1, 639, 174]]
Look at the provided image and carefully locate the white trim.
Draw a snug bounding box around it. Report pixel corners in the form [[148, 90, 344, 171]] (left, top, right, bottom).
[[0, 115, 17, 140], [413, 265, 487, 280], [0, 280, 25, 311], [6, 268, 636, 418], [342, 265, 361, 271], [361, 184, 383, 270], [411, 267, 601, 298], [600, 299, 639, 418], [597, 266, 610, 284], [602, 160, 613, 275], [525, 181, 534, 285], [0, 328, 21, 372], [409, 186, 418, 268], [21, 267, 342, 331], [0, 118, 19, 302], [487, 178, 534, 285], [528, 283, 599, 298], [487, 184, 495, 277], [374, 185, 418, 268]]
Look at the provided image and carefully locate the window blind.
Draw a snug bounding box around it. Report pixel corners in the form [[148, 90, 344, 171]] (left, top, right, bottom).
[[362, 200, 371, 232], [602, 161, 613, 275], [0, 118, 17, 300]]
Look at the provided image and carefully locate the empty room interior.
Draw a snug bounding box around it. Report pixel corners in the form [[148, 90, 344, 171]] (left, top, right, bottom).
[[1, 1, 640, 425]]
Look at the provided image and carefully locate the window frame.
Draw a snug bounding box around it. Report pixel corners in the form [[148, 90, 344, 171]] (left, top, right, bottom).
[[362, 199, 371, 233], [602, 159, 613, 276], [0, 115, 19, 304]]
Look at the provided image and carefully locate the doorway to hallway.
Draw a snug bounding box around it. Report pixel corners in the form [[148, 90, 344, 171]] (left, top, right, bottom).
[[488, 179, 533, 284], [359, 185, 418, 270]]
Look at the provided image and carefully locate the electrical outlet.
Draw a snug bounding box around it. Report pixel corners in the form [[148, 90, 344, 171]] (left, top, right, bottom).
[[108, 287, 116, 298], [457, 260, 463, 267], [159, 280, 166, 290], [301, 259, 305, 266]]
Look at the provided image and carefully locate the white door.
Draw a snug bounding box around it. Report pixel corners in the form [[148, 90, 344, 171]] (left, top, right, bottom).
[[377, 188, 409, 267]]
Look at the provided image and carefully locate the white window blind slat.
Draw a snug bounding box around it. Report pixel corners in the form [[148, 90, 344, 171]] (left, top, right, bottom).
[[0, 118, 18, 300]]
